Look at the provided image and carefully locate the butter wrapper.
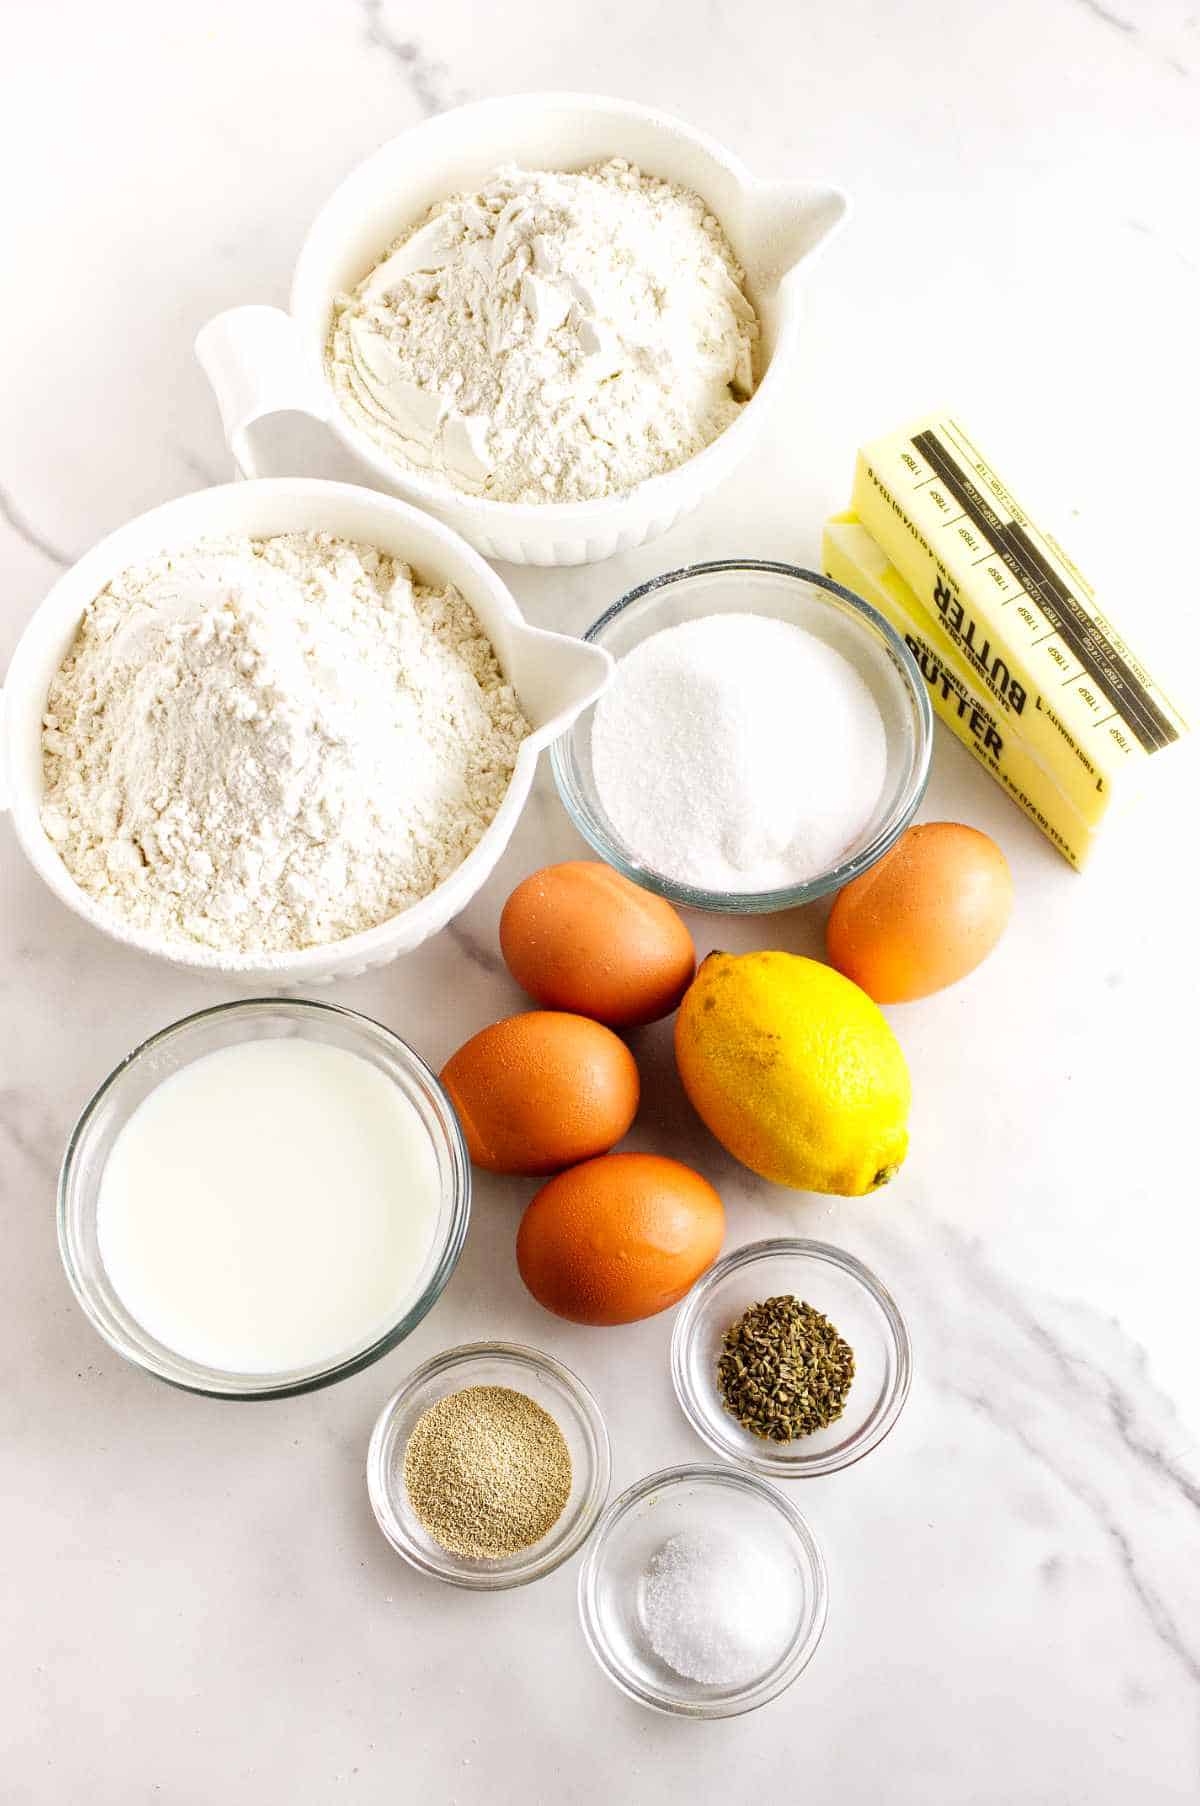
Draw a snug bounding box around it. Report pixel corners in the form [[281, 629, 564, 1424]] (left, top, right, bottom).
[[823, 514, 1094, 868], [850, 413, 1188, 827]]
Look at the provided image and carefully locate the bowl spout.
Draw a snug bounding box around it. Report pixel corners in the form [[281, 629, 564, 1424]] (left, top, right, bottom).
[[502, 627, 613, 745], [747, 181, 850, 286]]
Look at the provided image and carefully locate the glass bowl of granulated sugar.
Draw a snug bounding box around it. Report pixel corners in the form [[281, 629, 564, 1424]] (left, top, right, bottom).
[[551, 561, 933, 913]]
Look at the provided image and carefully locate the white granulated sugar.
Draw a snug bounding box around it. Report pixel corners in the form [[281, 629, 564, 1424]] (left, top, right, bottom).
[[591, 613, 887, 893], [40, 533, 529, 953], [327, 160, 759, 504], [637, 1528, 797, 1688]]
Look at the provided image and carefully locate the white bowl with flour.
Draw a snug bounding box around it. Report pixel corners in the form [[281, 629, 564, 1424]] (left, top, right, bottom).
[[194, 94, 848, 566], [0, 479, 611, 983]]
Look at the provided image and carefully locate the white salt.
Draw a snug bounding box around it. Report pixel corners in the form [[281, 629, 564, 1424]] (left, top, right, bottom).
[[591, 613, 887, 892], [637, 1527, 796, 1688]]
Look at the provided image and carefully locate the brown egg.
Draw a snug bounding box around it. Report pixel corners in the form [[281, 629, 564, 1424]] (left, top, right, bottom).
[[516, 1152, 724, 1325], [439, 1011, 639, 1176], [500, 861, 695, 1027], [827, 821, 1014, 1003]]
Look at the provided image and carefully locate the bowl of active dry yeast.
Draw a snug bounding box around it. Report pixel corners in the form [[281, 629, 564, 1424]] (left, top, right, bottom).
[[552, 562, 933, 912], [368, 1342, 612, 1588], [58, 1000, 470, 1398], [195, 93, 848, 564], [0, 477, 609, 982]]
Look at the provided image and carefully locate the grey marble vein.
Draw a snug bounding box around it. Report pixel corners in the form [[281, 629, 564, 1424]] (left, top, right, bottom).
[[0, 484, 70, 569], [952, 1378, 1200, 1686], [0, 1086, 61, 1182], [443, 914, 505, 976], [939, 1225, 1200, 1519], [360, 0, 454, 116], [1075, 0, 1136, 35], [1100, 1367, 1200, 1513], [1126, 217, 1198, 273], [906, 1223, 1200, 1688], [174, 445, 230, 490], [1071, 0, 1193, 73]]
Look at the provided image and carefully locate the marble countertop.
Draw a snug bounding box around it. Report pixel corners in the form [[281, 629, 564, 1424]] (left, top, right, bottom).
[[3, 3, 1199, 1801]]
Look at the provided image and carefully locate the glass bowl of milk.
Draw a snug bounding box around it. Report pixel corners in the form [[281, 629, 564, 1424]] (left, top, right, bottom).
[[58, 999, 470, 1398]]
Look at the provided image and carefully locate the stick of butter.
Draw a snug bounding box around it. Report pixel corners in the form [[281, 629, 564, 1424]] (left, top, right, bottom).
[[823, 514, 1094, 868], [850, 413, 1188, 826]]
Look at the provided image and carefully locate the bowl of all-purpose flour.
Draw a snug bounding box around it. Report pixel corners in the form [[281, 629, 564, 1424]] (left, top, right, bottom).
[[552, 562, 933, 913], [0, 480, 610, 982], [195, 94, 849, 565]]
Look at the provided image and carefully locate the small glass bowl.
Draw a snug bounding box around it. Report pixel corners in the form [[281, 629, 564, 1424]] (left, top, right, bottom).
[[57, 998, 470, 1400], [578, 1462, 827, 1718], [671, 1239, 911, 1478], [367, 1341, 612, 1590], [550, 560, 932, 913]]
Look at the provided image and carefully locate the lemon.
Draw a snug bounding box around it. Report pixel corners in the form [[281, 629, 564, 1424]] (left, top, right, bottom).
[[674, 950, 910, 1195]]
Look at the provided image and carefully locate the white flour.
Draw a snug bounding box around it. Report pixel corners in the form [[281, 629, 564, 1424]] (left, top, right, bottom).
[[591, 614, 887, 893], [41, 533, 530, 952], [327, 160, 758, 504]]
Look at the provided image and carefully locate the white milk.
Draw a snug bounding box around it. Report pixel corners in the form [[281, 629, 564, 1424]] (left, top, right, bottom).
[[97, 1037, 442, 1373]]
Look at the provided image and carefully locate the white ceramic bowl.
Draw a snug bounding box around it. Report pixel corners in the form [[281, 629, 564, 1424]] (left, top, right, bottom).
[[0, 478, 610, 983], [195, 92, 848, 566]]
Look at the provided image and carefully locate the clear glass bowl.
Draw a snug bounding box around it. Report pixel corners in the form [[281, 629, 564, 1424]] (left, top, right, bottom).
[[367, 1341, 612, 1590], [57, 998, 470, 1400], [550, 560, 933, 912], [578, 1462, 827, 1717], [671, 1239, 911, 1477]]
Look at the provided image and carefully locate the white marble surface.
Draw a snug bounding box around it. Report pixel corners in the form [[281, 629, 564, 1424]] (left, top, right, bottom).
[[3, 2, 1200, 1800]]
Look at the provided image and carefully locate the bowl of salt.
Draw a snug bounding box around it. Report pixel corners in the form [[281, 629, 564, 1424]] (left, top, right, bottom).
[[577, 1462, 827, 1717]]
